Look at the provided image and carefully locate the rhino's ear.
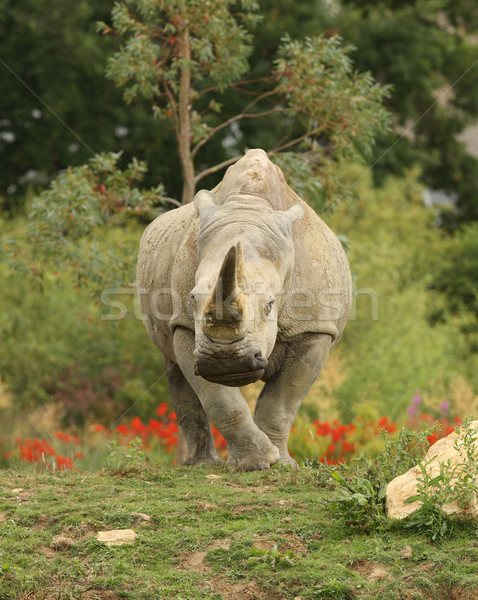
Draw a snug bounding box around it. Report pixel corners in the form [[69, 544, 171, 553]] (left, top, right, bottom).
[[276, 203, 305, 237], [285, 203, 305, 224], [194, 190, 216, 215]]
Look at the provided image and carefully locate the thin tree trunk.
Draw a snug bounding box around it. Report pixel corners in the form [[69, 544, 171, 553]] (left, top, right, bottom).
[[178, 25, 195, 204]]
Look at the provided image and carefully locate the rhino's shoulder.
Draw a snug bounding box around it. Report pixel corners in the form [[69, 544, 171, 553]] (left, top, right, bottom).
[[140, 203, 197, 249]]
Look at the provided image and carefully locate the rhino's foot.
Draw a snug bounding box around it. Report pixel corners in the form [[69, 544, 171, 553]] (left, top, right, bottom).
[[182, 453, 223, 466], [227, 443, 280, 473]]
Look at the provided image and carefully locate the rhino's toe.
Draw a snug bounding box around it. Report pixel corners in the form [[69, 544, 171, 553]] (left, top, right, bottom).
[[228, 455, 270, 473], [227, 445, 280, 473]]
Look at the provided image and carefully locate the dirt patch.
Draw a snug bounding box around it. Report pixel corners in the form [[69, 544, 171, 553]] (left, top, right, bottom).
[[208, 540, 231, 551], [41, 545, 57, 560], [397, 588, 478, 600], [252, 534, 306, 557], [10, 487, 33, 501], [80, 591, 122, 600], [449, 587, 478, 600], [179, 540, 231, 573], [233, 504, 257, 514], [0, 511, 7, 524], [278, 533, 307, 556], [203, 576, 285, 600], [349, 559, 389, 581], [180, 550, 210, 573], [195, 501, 218, 511]]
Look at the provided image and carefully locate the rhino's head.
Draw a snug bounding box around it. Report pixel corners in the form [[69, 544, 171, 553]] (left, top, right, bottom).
[[190, 190, 304, 387]]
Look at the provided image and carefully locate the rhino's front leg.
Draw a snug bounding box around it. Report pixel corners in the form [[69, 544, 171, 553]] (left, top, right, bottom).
[[173, 328, 280, 472], [254, 334, 332, 467]]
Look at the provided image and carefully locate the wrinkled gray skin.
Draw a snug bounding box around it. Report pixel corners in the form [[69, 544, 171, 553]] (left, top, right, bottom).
[[137, 149, 352, 472]]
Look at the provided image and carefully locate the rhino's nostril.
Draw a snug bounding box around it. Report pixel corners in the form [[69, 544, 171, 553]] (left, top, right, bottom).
[[252, 352, 267, 370]]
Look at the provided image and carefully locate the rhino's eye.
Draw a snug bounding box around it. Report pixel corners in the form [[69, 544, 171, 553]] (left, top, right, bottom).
[[264, 299, 275, 316]]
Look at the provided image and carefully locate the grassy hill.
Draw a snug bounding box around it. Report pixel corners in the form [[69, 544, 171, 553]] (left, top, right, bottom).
[[1, 464, 477, 600]]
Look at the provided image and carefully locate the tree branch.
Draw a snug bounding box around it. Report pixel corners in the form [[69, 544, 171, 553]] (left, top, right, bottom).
[[191, 91, 282, 158], [161, 196, 182, 207], [194, 156, 241, 184]]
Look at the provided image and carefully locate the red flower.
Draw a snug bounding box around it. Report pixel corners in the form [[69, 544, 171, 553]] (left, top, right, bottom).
[[56, 456, 73, 470], [156, 403, 168, 417]]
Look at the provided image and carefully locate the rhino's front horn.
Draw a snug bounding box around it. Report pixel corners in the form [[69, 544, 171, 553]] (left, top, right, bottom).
[[202, 243, 248, 341]]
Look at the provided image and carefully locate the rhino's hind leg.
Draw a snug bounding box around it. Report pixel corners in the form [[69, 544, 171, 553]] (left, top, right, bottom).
[[173, 328, 280, 473], [254, 334, 332, 467], [165, 360, 220, 465]]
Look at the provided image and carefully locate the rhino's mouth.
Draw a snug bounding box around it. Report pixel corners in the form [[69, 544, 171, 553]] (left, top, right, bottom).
[[193, 347, 267, 387], [200, 367, 265, 387]]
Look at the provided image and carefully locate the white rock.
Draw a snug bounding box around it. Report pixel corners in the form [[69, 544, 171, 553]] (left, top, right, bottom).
[[96, 529, 138, 546], [386, 421, 478, 520]]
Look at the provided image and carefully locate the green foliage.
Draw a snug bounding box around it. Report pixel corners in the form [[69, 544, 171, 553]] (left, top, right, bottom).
[[0, 228, 169, 419], [0, 0, 152, 209], [6, 152, 163, 289], [106, 436, 146, 471], [323, 428, 431, 532], [327, 167, 478, 418], [429, 223, 478, 350], [103, 0, 260, 103], [101, 0, 390, 204], [271, 34, 390, 210], [329, 0, 478, 226], [275, 35, 390, 159]]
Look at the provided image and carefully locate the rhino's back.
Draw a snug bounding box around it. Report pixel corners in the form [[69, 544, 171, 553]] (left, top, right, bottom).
[[136, 203, 199, 353], [212, 149, 298, 211]]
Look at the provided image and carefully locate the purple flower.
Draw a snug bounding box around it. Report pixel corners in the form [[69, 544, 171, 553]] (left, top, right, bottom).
[[408, 405, 418, 416], [441, 400, 450, 414], [412, 394, 422, 406]]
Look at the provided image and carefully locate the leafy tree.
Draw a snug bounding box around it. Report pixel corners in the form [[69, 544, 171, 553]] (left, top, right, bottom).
[[429, 223, 478, 352], [5, 153, 163, 290], [254, 0, 478, 225], [0, 0, 176, 213], [4, 0, 391, 297], [329, 1, 478, 225], [100, 0, 390, 206]]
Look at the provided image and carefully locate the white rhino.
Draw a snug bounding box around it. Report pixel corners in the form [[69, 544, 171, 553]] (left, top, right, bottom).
[[136, 149, 352, 472]]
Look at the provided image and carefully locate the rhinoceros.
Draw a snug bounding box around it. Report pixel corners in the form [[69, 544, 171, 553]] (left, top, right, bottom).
[[136, 149, 352, 472]]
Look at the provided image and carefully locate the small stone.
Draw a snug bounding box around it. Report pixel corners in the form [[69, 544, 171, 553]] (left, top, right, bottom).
[[96, 529, 138, 546], [399, 544, 412, 559], [131, 512, 152, 522]]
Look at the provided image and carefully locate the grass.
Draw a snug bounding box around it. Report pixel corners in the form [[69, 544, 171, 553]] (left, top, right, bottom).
[[1, 463, 478, 600]]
